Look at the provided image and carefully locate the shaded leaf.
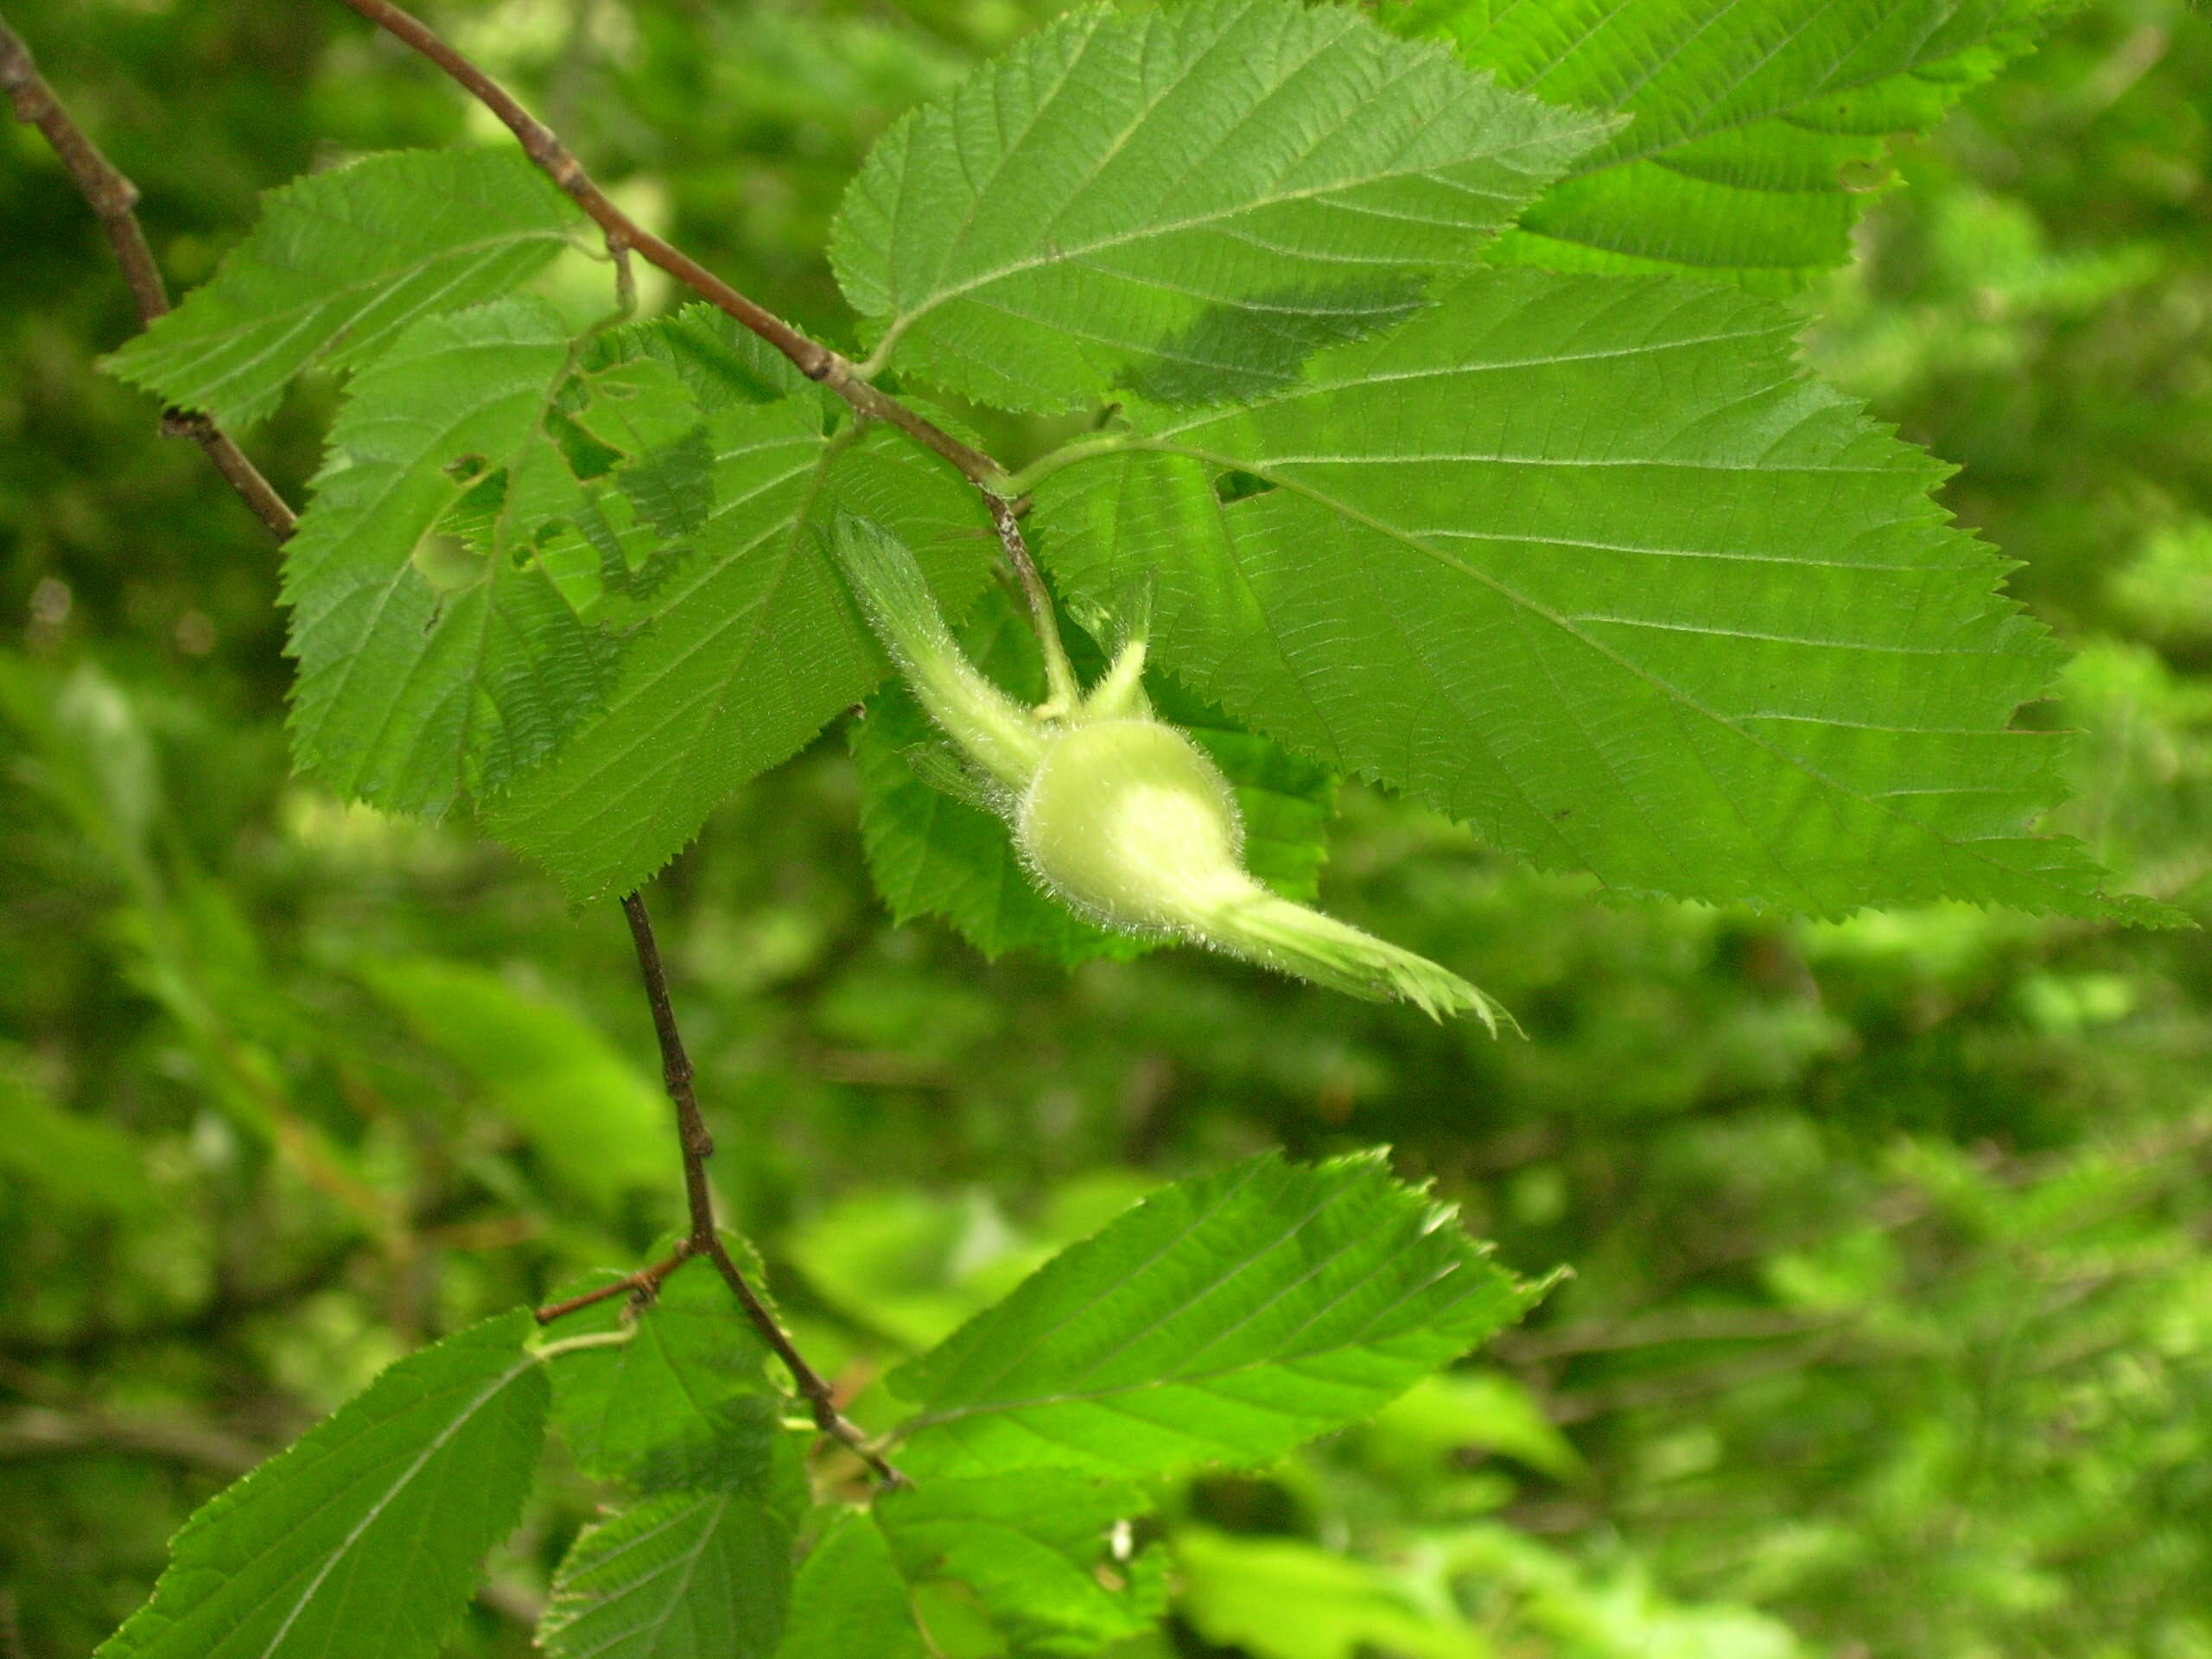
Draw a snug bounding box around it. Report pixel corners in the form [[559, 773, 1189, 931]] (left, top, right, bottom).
[[538, 1438, 808, 1659], [550, 1256, 780, 1491], [772, 1514, 925, 1659]]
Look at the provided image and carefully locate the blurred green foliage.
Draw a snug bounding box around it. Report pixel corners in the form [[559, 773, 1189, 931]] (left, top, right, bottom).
[[4, 1, 2211, 1656]]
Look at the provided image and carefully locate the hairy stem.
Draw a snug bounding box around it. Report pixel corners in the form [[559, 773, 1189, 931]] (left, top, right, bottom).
[[616, 893, 905, 1489], [0, 11, 295, 541], [329, 0, 1007, 493]]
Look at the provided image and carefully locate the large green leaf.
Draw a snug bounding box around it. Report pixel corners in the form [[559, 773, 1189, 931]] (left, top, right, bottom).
[[486, 412, 992, 904], [539, 1440, 808, 1659], [830, 0, 1609, 412], [887, 1151, 1532, 1478], [98, 1313, 548, 1659], [853, 587, 1336, 966], [876, 1471, 1167, 1658], [1036, 270, 2171, 923], [1395, 0, 2052, 290], [105, 149, 582, 428], [281, 296, 617, 817]]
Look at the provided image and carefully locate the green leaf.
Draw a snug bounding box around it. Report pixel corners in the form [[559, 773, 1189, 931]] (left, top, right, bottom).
[[359, 957, 670, 1205], [283, 296, 617, 817], [830, 0, 1609, 412], [887, 1151, 1532, 1478], [486, 413, 992, 904], [97, 1312, 549, 1659], [1395, 0, 2051, 291], [549, 1256, 780, 1491], [877, 1471, 1167, 1658], [855, 588, 1338, 965], [1036, 270, 2171, 923], [539, 1437, 808, 1659], [772, 1515, 925, 1659], [1173, 1528, 1484, 1659], [105, 149, 582, 428]]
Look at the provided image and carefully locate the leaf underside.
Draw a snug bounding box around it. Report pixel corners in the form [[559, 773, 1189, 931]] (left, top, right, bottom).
[[1038, 270, 2173, 924]]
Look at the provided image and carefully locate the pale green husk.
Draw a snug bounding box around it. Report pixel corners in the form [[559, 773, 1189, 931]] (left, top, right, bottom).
[[830, 514, 1513, 1031]]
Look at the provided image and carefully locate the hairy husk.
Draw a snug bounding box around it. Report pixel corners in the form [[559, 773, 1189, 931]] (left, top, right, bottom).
[[831, 515, 1512, 1030]]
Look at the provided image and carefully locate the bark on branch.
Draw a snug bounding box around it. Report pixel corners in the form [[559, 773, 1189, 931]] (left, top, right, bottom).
[[0, 12, 296, 541]]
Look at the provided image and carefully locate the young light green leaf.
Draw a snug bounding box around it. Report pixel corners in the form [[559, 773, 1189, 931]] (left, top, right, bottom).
[[855, 588, 1336, 966], [486, 416, 992, 904], [97, 1312, 548, 1659], [1173, 1528, 1484, 1659], [887, 1151, 1533, 1478], [104, 149, 582, 428], [876, 1471, 1167, 1658], [539, 1439, 808, 1659], [282, 296, 615, 817], [359, 957, 670, 1205], [1036, 270, 2173, 924], [549, 1256, 780, 1491], [830, 0, 1611, 412], [1395, 0, 2052, 290], [772, 1514, 925, 1659]]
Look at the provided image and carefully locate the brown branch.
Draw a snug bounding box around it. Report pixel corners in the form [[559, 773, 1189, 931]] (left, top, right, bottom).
[[0, 12, 296, 542], [329, 0, 1008, 495], [614, 892, 906, 1489], [532, 1245, 690, 1325]]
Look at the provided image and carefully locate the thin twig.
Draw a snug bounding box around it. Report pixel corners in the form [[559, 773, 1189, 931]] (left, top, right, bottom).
[[532, 1245, 690, 1325], [329, 0, 1007, 494], [0, 12, 296, 541], [618, 893, 906, 1489]]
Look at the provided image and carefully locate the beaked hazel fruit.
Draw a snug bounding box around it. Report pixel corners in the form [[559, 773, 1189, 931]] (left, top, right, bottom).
[[831, 513, 1513, 1031]]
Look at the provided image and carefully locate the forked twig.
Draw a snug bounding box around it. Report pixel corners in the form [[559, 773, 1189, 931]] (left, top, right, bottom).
[[535, 894, 905, 1488]]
